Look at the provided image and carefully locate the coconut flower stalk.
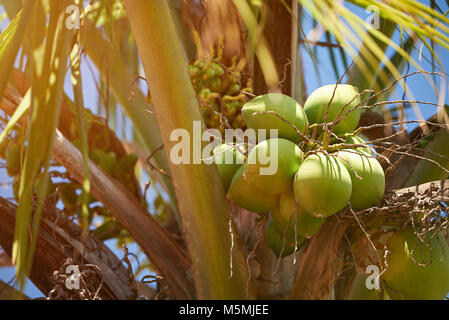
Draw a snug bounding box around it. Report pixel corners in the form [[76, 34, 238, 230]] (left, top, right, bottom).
[[123, 0, 252, 299]]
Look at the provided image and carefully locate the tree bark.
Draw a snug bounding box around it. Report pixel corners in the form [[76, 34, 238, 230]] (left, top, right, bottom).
[[289, 215, 349, 299], [394, 179, 449, 201], [0, 280, 29, 300], [253, 0, 297, 96]]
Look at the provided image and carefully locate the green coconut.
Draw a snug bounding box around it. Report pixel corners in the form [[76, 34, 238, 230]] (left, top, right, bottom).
[[0, 139, 8, 159], [213, 144, 245, 190], [90, 149, 117, 176], [6, 143, 21, 176], [244, 138, 303, 194], [34, 175, 56, 197], [337, 150, 385, 211], [58, 183, 79, 210], [345, 134, 373, 155], [266, 215, 305, 258], [382, 227, 449, 300], [242, 93, 308, 142], [304, 84, 361, 135], [227, 166, 279, 213], [293, 153, 352, 217], [272, 190, 326, 238], [113, 154, 138, 180], [342, 270, 384, 300]]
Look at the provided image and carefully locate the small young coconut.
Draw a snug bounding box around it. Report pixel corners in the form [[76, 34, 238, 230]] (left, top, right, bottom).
[[212, 144, 245, 190], [6, 143, 21, 176], [0, 139, 8, 159], [244, 138, 303, 194], [227, 166, 279, 214], [293, 153, 352, 218], [272, 190, 326, 238], [90, 149, 117, 176], [34, 174, 56, 197], [58, 183, 79, 210], [382, 227, 449, 300], [242, 93, 308, 142], [337, 150, 385, 211], [266, 215, 305, 258], [304, 84, 361, 135]]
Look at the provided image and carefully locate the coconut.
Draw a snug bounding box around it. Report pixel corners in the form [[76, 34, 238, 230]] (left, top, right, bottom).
[[244, 138, 303, 194], [266, 215, 305, 258], [271, 190, 326, 238], [58, 183, 79, 210], [342, 270, 384, 300], [34, 175, 56, 197], [345, 134, 373, 155], [213, 144, 245, 190], [90, 149, 117, 176], [0, 139, 8, 159], [6, 143, 21, 176], [382, 227, 449, 300], [293, 153, 352, 217], [337, 150, 385, 211], [304, 84, 361, 135], [242, 93, 308, 142], [227, 166, 279, 213]]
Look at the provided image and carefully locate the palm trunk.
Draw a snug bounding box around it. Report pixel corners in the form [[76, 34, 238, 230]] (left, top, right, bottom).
[[253, 0, 298, 96]]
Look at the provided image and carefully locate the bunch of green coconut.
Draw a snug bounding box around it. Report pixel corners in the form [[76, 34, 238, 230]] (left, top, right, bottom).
[[189, 58, 247, 130], [213, 84, 449, 300], [213, 84, 385, 257], [348, 227, 449, 300]]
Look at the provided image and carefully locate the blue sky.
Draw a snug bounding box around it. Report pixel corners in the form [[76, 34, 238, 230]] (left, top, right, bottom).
[[301, 1, 449, 125], [1, 1, 449, 299]]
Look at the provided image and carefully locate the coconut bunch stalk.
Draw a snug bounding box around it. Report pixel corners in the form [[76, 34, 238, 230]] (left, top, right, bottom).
[[183, 0, 249, 66]]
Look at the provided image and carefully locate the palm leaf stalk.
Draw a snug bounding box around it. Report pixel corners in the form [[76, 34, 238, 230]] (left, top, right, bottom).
[[123, 0, 252, 299]]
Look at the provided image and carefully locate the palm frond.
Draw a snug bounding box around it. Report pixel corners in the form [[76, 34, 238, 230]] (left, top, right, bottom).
[[13, 0, 73, 288], [233, 0, 279, 91]]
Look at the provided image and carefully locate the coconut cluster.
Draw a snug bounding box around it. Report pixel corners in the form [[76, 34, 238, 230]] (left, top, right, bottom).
[[213, 85, 449, 299], [214, 85, 386, 258], [189, 58, 249, 131]]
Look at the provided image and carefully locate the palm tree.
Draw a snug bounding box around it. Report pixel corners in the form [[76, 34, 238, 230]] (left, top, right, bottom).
[[0, 0, 448, 299]]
